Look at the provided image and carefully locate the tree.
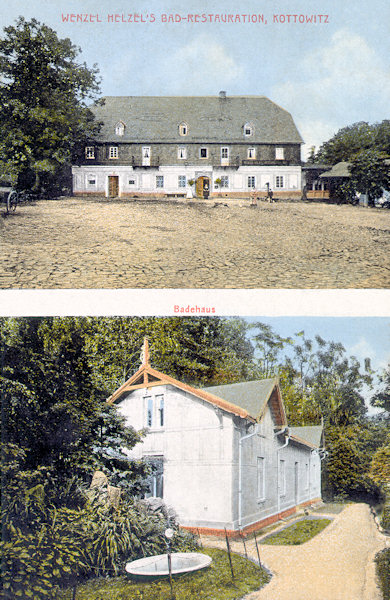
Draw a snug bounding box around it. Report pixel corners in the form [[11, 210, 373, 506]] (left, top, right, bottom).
[[0, 17, 101, 192], [314, 120, 390, 165], [371, 364, 390, 415], [349, 150, 390, 206]]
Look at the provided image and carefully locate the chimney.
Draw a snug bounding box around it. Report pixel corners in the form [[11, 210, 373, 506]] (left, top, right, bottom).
[[219, 90, 227, 99]]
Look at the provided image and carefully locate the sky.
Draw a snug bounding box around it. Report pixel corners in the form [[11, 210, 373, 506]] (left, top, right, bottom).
[[244, 316, 390, 413], [1, 0, 389, 158]]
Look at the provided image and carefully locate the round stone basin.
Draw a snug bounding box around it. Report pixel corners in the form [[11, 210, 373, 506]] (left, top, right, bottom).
[[125, 552, 212, 580]]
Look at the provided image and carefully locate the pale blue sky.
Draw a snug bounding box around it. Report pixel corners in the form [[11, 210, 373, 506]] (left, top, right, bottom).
[[244, 316, 390, 412], [1, 0, 389, 157]]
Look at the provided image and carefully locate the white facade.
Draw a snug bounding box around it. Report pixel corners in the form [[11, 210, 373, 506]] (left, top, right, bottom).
[[72, 164, 302, 197], [113, 370, 323, 534]]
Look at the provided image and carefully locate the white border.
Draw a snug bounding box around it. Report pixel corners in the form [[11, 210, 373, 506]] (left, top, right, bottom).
[[0, 289, 389, 317]]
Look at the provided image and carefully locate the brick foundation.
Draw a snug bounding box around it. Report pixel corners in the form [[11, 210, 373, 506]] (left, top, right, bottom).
[[183, 497, 323, 538]]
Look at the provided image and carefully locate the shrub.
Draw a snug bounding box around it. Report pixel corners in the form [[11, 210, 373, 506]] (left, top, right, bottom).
[[380, 502, 390, 531], [375, 548, 390, 600]]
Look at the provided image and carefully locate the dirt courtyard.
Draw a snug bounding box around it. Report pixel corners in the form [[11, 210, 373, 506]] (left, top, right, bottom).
[[1, 197, 389, 288]]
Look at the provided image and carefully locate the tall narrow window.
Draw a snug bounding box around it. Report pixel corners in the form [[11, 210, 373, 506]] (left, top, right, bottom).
[[275, 176, 284, 188], [275, 147, 284, 160], [146, 397, 153, 427], [279, 459, 286, 496], [157, 395, 164, 427], [156, 175, 164, 188], [247, 147, 256, 159], [199, 147, 208, 159], [177, 146, 187, 159], [257, 457, 265, 499], [248, 176, 256, 188], [178, 175, 186, 188], [221, 147, 229, 159]]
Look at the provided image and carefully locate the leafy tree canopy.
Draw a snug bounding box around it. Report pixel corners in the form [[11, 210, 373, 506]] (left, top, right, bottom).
[[0, 17, 101, 191], [314, 120, 390, 165]]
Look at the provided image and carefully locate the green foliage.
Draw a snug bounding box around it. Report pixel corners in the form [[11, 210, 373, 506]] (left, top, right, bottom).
[[0, 17, 101, 192], [322, 425, 383, 502], [262, 518, 331, 545], [59, 548, 270, 600], [380, 503, 390, 531], [375, 548, 390, 600], [349, 150, 390, 205], [371, 364, 390, 414], [314, 120, 390, 164], [369, 444, 390, 489]]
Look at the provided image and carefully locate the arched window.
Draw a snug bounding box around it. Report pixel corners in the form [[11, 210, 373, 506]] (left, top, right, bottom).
[[244, 122, 254, 137], [179, 122, 188, 136], [115, 121, 125, 136]]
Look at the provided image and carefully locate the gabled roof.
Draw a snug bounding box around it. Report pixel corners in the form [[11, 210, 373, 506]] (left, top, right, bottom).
[[203, 378, 286, 425], [289, 426, 324, 449], [107, 355, 254, 421], [107, 341, 287, 425], [91, 95, 303, 145], [320, 161, 351, 178]]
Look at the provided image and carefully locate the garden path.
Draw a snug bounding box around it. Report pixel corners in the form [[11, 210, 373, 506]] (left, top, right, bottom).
[[203, 503, 387, 600]]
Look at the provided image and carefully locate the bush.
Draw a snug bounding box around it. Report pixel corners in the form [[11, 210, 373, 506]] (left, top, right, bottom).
[[375, 548, 390, 600], [380, 501, 390, 531]]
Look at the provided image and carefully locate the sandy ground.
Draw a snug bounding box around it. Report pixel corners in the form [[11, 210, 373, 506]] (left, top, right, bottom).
[[203, 504, 388, 600], [1, 197, 389, 288]]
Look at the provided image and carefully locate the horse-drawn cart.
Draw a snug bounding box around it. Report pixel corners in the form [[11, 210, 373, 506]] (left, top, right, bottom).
[[0, 179, 18, 213]]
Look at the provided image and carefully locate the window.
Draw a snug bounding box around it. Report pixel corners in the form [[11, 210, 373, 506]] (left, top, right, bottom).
[[128, 179, 136, 185], [87, 175, 96, 187], [275, 147, 284, 160], [85, 146, 95, 159], [220, 176, 229, 188], [199, 147, 208, 159], [275, 176, 284, 188], [248, 176, 256, 188], [177, 146, 187, 159], [156, 175, 164, 188], [145, 457, 164, 498], [305, 463, 309, 489], [247, 147, 256, 159], [156, 395, 164, 427], [179, 122, 188, 136], [115, 121, 125, 136], [109, 146, 118, 159], [145, 395, 165, 428], [146, 397, 153, 427], [244, 123, 253, 136], [279, 459, 286, 496], [178, 175, 186, 188], [257, 457, 265, 500], [221, 147, 229, 159]]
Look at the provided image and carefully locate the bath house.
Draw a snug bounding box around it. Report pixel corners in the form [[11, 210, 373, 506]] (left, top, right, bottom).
[[107, 341, 324, 536], [72, 92, 303, 200]]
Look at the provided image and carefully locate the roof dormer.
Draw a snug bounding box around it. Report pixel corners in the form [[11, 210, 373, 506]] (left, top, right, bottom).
[[115, 121, 126, 136]]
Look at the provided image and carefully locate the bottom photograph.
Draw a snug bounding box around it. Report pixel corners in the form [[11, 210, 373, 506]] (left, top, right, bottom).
[[2, 316, 389, 600]]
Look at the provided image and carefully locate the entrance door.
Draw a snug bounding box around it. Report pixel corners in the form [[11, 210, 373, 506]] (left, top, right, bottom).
[[196, 176, 210, 199], [108, 176, 119, 198]]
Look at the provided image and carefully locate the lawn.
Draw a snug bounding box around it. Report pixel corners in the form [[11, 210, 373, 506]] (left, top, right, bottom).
[[60, 548, 270, 600], [261, 518, 332, 545]]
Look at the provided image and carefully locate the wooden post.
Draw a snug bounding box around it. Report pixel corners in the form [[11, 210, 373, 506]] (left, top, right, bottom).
[[254, 532, 262, 568], [240, 530, 248, 558], [224, 528, 235, 580]]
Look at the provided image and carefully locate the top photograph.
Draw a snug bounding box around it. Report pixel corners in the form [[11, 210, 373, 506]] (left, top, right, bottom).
[[1, 0, 389, 289]]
